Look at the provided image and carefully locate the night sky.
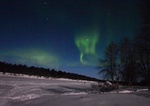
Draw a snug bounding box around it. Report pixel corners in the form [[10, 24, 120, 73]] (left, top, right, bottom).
[[0, 0, 140, 78]]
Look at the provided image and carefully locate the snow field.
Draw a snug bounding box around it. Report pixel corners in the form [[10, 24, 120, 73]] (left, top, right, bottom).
[[0, 74, 150, 106]]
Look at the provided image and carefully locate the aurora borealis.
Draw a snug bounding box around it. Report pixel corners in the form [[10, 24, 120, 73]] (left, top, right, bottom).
[[75, 28, 99, 65], [0, 48, 59, 68], [0, 0, 140, 78]]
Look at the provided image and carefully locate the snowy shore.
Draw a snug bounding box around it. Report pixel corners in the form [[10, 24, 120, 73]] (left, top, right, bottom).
[[0, 74, 150, 106]]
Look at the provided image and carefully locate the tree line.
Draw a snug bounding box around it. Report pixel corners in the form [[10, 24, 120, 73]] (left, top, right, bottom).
[[97, 0, 150, 87], [0, 61, 100, 82]]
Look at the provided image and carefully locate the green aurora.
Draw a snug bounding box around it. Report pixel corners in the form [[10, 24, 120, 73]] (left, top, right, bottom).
[[75, 29, 99, 65], [0, 49, 60, 68]]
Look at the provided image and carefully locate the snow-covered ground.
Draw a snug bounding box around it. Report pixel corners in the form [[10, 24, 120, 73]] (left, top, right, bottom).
[[0, 74, 150, 106]]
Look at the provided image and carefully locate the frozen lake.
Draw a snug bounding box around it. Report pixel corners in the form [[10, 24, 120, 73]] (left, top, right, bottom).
[[0, 74, 150, 106]]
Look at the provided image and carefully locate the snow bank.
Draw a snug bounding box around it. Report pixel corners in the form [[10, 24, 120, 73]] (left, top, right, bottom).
[[0, 72, 96, 84], [0, 75, 150, 106], [62, 92, 87, 95]]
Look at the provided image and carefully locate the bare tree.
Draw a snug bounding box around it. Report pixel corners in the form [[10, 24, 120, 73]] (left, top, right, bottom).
[[135, 34, 150, 87], [98, 41, 117, 83], [118, 37, 137, 86], [124, 45, 137, 86], [135, 0, 150, 87], [117, 37, 130, 83]]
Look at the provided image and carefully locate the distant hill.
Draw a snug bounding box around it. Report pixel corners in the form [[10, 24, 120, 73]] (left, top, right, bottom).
[[0, 61, 102, 82]]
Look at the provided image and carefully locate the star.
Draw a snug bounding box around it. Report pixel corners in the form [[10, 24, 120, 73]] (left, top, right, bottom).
[[44, 2, 47, 5]]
